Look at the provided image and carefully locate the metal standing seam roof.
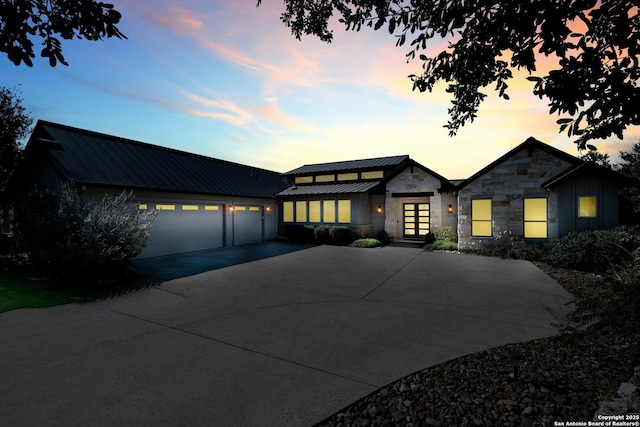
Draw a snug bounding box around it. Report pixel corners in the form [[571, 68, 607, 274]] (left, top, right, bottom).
[[29, 121, 289, 199], [285, 155, 410, 175], [276, 181, 381, 196]]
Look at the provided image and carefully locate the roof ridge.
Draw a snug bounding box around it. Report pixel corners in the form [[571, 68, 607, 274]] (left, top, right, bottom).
[[296, 154, 410, 168]]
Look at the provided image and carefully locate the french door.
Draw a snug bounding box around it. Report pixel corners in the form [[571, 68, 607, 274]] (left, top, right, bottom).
[[403, 203, 430, 238]]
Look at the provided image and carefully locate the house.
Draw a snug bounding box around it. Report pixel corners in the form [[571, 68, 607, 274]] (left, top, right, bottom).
[[14, 121, 289, 258], [12, 121, 626, 258], [455, 137, 625, 251], [277, 156, 456, 239]]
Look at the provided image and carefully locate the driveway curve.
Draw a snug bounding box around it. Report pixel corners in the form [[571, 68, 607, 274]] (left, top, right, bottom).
[[0, 246, 573, 427]]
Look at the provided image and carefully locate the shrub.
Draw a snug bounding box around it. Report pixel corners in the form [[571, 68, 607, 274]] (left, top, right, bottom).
[[15, 182, 158, 280], [545, 225, 640, 272], [328, 226, 354, 246], [284, 224, 315, 243], [474, 230, 545, 261], [432, 226, 457, 243], [424, 240, 458, 251], [351, 238, 382, 248], [376, 230, 390, 245], [423, 232, 436, 244]]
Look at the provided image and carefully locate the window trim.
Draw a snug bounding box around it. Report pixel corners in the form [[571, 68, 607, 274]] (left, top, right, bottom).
[[578, 195, 598, 218], [523, 197, 548, 239], [471, 198, 492, 238]]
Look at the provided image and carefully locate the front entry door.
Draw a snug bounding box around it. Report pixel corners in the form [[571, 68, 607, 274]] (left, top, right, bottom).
[[403, 203, 430, 238]]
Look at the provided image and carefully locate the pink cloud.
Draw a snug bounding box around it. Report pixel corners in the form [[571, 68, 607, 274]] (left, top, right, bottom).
[[182, 92, 251, 127], [254, 102, 316, 132], [144, 5, 204, 33]]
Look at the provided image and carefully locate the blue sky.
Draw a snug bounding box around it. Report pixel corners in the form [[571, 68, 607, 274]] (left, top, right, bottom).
[[1, 0, 638, 179]]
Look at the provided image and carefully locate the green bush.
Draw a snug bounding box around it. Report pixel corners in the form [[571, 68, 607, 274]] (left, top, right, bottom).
[[424, 240, 458, 251], [474, 231, 545, 261], [376, 230, 390, 245], [351, 238, 382, 248], [545, 225, 640, 272], [423, 232, 436, 244], [432, 226, 458, 243], [15, 182, 158, 280]]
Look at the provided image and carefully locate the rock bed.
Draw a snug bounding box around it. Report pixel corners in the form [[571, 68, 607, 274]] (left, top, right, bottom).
[[315, 263, 640, 427]]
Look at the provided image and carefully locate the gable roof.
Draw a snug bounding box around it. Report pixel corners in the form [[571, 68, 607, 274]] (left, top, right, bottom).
[[21, 120, 289, 198], [285, 155, 410, 175], [455, 137, 582, 190], [541, 161, 628, 189]]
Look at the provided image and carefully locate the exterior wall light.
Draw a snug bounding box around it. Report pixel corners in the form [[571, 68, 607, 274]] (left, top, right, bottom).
[[376, 206, 383, 214], [447, 204, 454, 214], [265, 205, 271, 212], [228, 205, 234, 211]]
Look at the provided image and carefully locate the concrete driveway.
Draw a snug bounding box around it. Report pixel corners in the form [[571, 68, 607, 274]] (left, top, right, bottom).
[[0, 246, 573, 426]]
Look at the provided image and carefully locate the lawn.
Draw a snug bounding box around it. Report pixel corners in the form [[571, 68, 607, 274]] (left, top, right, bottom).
[[0, 272, 98, 313]]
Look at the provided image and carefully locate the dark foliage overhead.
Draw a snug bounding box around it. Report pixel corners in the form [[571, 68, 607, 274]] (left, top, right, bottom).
[[260, 0, 640, 150]]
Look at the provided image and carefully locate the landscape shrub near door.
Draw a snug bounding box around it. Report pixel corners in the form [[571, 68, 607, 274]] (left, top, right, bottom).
[[15, 182, 157, 281]]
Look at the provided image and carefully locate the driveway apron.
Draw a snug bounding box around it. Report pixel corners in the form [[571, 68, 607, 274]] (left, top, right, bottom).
[[0, 246, 573, 427]]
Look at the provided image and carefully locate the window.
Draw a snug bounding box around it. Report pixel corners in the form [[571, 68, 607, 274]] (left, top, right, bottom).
[[283, 201, 294, 222], [471, 199, 492, 237], [338, 200, 351, 223], [249, 206, 260, 211], [315, 174, 334, 183], [294, 176, 313, 184], [156, 204, 175, 210], [524, 198, 547, 238], [234, 206, 247, 211], [361, 170, 384, 179], [323, 200, 336, 223], [579, 196, 597, 218], [337, 172, 358, 181], [204, 205, 219, 211], [296, 201, 307, 222], [138, 203, 148, 210], [182, 205, 199, 211], [309, 201, 321, 222]]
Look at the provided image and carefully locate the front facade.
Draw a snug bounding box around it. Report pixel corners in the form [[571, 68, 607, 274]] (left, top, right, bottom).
[[13, 122, 627, 258]]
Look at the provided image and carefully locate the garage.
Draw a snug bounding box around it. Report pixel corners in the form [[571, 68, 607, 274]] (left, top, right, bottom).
[[139, 203, 224, 258], [231, 205, 263, 246]]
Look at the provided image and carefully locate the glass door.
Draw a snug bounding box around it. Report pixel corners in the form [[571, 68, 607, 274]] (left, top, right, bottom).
[[403, 203, 430, 238]]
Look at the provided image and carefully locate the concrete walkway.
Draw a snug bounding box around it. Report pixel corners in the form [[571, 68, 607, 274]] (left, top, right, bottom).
[[0, 246, 573, 427]]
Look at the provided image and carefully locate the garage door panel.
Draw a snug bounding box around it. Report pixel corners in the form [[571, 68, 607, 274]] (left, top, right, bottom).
[[233, 206, 262, 246]]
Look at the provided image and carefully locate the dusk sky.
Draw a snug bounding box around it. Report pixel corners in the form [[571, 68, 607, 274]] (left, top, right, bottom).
[[2, 0, 639, 179]]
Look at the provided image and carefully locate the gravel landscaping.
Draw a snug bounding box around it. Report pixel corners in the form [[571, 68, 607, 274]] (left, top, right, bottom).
[[315, 262, 640, 427]]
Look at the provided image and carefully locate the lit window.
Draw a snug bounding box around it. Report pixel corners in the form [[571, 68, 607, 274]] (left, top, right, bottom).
[[471, 199, 492, 237], [309, 201, 321, 222], [204, 205, 219, 211], [361, 170, 384, 179], [315, 174, 334, 183], [138, 203, 148, 210], [182, 205, 199, 211], [283, 201, 294, 223], [249, 206, 260, 211], [296, 201, 307, 222], [156, 204, 175, 210], [524, 198, 547, 238], [234, 206, 247, 211], [579, 196, 597, 218], [338, 200, 351, 223], [295, 176, 313, 184], [337, 172, 358, 181], [323, 200, 335, 223]]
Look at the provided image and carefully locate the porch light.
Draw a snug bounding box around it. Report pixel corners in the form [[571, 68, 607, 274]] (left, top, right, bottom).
[[265, 205, 271, 212], [447, 204, 454, 214], [376, 205, 383, 214], [228, 205, 234, 211]]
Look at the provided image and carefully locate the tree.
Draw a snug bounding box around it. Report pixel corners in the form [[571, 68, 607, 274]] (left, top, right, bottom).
[[0, 87, 32, 195], [617, 141, 640, 214], [0, 0, 125, 67], [261, 0, 640, 150], [580, 150, 612, 169]]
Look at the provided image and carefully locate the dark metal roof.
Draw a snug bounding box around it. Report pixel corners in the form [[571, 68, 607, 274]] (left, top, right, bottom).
[[541, 161, 628, 189], [276, 182, 381, 196], [285, 155, 410, 175], [25, 121, 289, 198]]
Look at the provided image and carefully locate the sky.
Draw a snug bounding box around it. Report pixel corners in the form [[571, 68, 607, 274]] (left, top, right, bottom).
[[1, 0, 639, 180]]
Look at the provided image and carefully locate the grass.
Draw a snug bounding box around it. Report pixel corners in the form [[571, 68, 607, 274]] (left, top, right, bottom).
[[0, 271, 98, 313]]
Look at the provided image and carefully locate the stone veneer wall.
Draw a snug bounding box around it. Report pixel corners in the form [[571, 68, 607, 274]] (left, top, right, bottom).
[[385, 167, 447, 240], [458, 147, 574, 251]]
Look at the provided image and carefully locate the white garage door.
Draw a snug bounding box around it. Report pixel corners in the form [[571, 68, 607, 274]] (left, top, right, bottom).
[[232, 205, 263, 246], [138, 203, 224, 258]]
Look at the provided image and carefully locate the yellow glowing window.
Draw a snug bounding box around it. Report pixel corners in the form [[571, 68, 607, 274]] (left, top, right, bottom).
[[361, 170, 384, 179], [579, 196, 597, 218], [283, 201, 294, 223], [234, 206, 247, 211], [524, 198, 547, 238], [309, 201, 321, 222], [337, 172, 358, 181], [182, 205, 199, 211], [156, 204, 175, 210], [249, 206, 260, 211], [138, 203, 148, 210], [315, 174, 334, 183], [338, 200, 351, 223], [296, 201, 307, 222], [323, 201, 335, 223], [204, 205, 219, 211], [295, 176, 313, 184], [471, 199, 492, 237]]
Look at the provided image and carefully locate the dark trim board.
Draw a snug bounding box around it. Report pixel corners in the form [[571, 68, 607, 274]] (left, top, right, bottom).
[[391, 192, 434, 198]]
